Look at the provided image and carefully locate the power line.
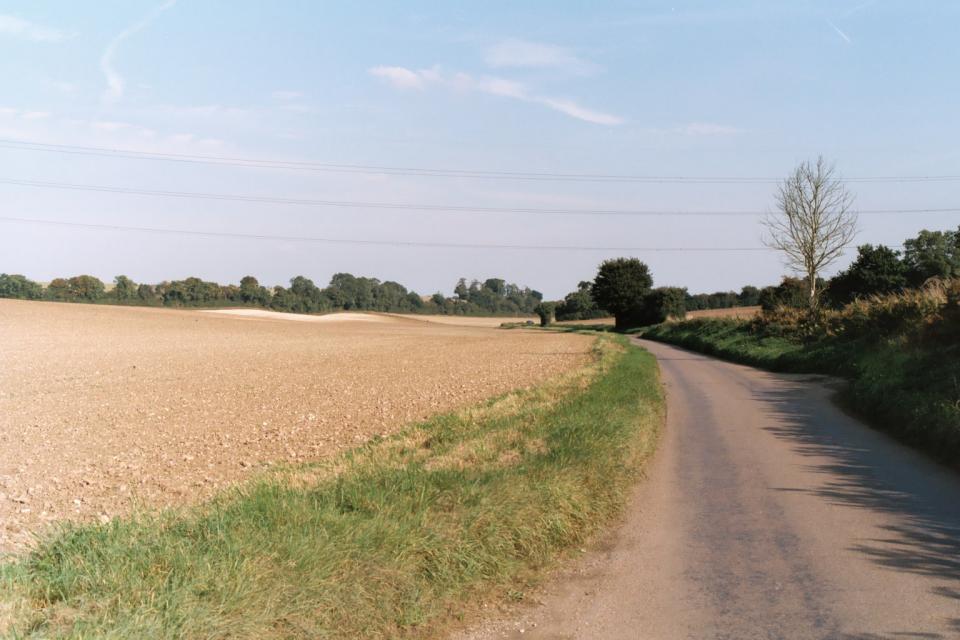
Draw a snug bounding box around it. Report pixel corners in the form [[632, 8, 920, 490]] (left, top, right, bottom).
[[2, 139, 959, 184], [1, 177, 958, 217], [0, 215, 782, 252]]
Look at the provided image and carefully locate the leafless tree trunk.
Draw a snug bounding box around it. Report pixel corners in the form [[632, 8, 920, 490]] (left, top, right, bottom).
[[763, 157, 859, 310]]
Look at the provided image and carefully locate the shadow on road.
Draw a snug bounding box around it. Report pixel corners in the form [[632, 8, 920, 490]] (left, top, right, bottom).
[[756, 380, 960, 637]]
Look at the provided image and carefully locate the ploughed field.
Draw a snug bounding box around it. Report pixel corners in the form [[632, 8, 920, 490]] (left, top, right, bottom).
[[0, 300, 591, 552]]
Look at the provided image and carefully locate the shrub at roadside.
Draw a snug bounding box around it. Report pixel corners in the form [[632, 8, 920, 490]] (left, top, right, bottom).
[[645, 280, 960, 467], [635, 287, 687, 325]]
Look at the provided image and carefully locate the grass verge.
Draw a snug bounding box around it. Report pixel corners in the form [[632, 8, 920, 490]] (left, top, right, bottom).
[[1, 335, 662, 639], [644, 319, 960, 467]]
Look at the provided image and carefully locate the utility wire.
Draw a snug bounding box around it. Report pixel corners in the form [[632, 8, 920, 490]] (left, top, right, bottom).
[[1, 178, 957, 217], [0, 216, 782, 252], [2, 139, 959, 184]]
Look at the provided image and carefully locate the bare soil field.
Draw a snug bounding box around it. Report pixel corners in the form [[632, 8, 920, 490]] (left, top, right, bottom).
[[390, 314, 536, 328], [0, 300, 591, 552], [683, 306, 760, 320], [201, 309, 391, 323]]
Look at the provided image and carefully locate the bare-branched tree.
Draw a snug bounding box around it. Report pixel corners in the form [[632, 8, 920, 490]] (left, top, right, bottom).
[[763, 157, 859, 310]]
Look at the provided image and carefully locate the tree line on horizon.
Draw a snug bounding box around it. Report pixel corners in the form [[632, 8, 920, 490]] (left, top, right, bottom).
[[0, 272, 544, 317], [2, 225, 955, 322]]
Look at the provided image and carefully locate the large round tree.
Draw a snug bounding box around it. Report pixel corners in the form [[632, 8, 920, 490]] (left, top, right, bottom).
[[591, 258, 653, 329]]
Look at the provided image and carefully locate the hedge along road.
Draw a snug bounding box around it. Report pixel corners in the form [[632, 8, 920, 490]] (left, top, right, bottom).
[[461, 338, 960, 639]]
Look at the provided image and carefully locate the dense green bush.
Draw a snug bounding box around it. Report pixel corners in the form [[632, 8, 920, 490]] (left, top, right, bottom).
[[758, 277, 819, 311], [591, 258, 653, 329], [239, 275, 271, 305], [535, 301, 557, 326], [0, 273, 43, 300], [902, 226, 960, 285], [556, 281, 607, 320], [635, 287, 687, 325], [112, 275, 138, 301], [826, 244, 908, 307], [45, 275, 106, 302], [822, 226, 959, 305]]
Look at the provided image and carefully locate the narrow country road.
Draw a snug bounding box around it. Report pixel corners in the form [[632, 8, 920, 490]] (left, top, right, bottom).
[[460, 338, 960, 640]]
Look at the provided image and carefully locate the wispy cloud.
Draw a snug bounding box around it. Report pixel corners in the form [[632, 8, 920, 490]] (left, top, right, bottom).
[[0, 14, 73, 42], [100, 0, 176, 103], [369, 65, 622, 125], [674, 122, 741, 136], [827, 19, 852, 44], [536, 97, 621, 126], [484, 39, 597, 74], [271, 90, 303, 101], [369, 66, 430, 90]]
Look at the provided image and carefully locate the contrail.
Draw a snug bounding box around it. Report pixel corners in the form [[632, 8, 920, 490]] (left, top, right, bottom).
[[100, 0, 177, 103], [826, 19, 852, 44]]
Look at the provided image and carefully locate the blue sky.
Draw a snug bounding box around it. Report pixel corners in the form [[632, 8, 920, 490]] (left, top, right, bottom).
[[1, 0, 958, 297]]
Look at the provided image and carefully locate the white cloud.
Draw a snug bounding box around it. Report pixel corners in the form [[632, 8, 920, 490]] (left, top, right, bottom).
[[0, 107, 18, 117], [271, 90, 303, 101], [21, 111, 51, 120], [467, 75, 527, 99], [0, 14, 73, 42], [369, 65, 622, 125], [536, 97, 622, 126], [101, 0, 177, 103], [369, 65, 429, 90], [485, 39, 596, 74]]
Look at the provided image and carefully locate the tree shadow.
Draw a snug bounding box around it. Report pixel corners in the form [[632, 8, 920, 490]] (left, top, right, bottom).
[[754, 379, 960, 635]]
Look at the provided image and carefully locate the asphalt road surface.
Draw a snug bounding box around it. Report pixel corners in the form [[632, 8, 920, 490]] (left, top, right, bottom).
[[462, 338, 960, 640]]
